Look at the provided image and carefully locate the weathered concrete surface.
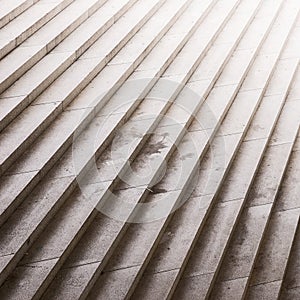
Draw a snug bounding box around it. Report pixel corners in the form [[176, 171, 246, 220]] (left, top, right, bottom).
[[0, 0, 299, 299]]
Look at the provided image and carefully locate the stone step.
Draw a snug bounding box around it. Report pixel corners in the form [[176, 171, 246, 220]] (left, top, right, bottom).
[[97, 2, 298, 299], [2, 0, 209, 227], [247, 209, 299, 299], [210, 43, 300, 300], [170, 2, 300, 297], [0, 1, 213, 294], [132, 27, 300, 300], [0, 0, 194, 231], [280, 206, 300, 299], [0, 0, 210, 276], [172, 103, 299, 299], [0, 0, 298, 298], [67, 0, 290, 298], [16, 0, 245, 297], [0, 0, 166, 179], [0, 0, 138, 132], [0, 0, 108, 93], [0, 2, 240, 296], [0, 0, 75, 59], [35, 2, 260, 299], [0, 0, 39, 29], [243, 99, 300, 300], [210, 92, 299, 300]]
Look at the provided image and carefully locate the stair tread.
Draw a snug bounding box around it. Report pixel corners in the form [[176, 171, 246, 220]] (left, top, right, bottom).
[[281, 222, 300, 297], [0, 0, 184, 229], [0, 1, 69, 39], [137, 61, 296, 298], [0, 0, 192, 264]]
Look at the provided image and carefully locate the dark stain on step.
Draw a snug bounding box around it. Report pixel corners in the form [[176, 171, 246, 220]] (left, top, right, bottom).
[[150, 186, 168, 194], [131, 135, 168, 170], [143, 138, 168, 156]]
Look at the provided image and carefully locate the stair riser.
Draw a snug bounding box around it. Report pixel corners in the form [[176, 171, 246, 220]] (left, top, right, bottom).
[[0, 0, 298, 298], [12, 1, 234, 296], [130, 87, 246, 299], [0, 53, 76, 131], [277, 217, 300, 298], [242, 142, 299, 299], [173, 63, 296, 299], [90, 1, 275, 297]]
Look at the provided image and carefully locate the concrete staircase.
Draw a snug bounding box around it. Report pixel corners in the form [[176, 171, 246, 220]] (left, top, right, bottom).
[[0, 0, 299, 299]]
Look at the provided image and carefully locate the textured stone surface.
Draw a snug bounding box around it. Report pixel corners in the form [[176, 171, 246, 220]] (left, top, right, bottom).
[[0, 0, 299, 299]]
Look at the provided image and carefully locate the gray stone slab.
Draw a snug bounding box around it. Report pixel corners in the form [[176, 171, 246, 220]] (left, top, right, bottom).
[[0, 175, 75, 256], [173, 272, 214, 300], [280, 224, 300, 290], [143, 195, 212, 274], [43, 262, 99, 300], [247, 142, 294, 207], [217, 204, 272, 282], [287, 67, 300, 101], [269, 100, 300, 146], [131, 269, 178, 300], [211, 277, 248, 300], [248, 280, 282, 300], [0, 258, 59, 300], [250, 210, 299, 286], [244, 94, 285, 142], [216, 89, 262, 137], [219, 138, 266, 202], [87, 265, 140, 300], [280, 286, 300, 300], [182, 199, 242, 277], [0, 171, 39, 225]]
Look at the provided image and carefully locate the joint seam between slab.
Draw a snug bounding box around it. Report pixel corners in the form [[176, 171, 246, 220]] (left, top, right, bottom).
[[20, 256, 60, 267], [182, 270, 215, 280], [285, 285, 300, 291], [218, 275, 249, 283], [274, 206, 300, 213], [102, 263, 141, 274], [144, 267, 180, 276], [250, 279, 282, 288]]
